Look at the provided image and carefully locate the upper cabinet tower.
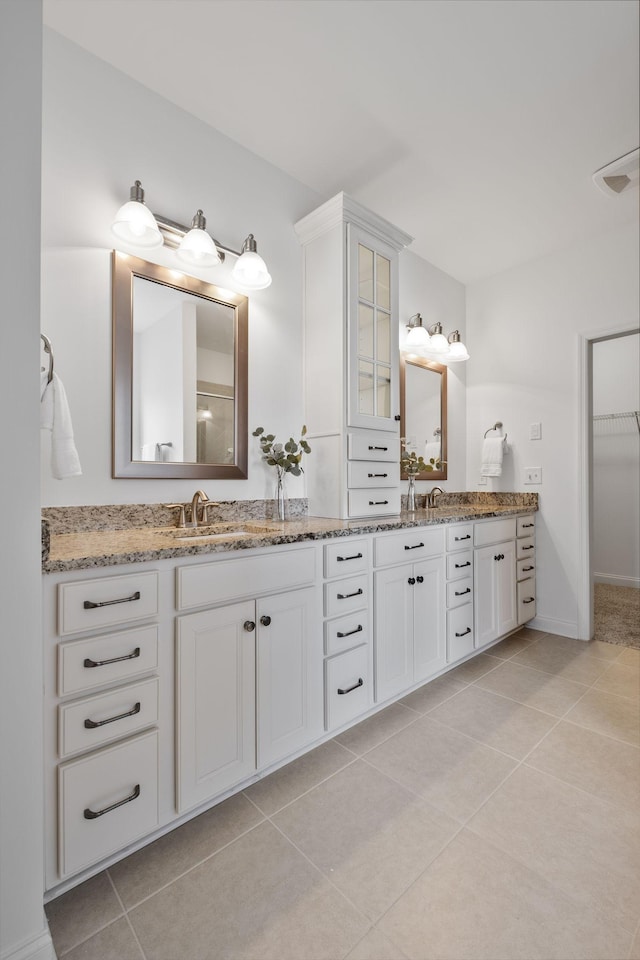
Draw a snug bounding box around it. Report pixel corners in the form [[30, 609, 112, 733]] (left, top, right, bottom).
[[295, 193, 412, 520]]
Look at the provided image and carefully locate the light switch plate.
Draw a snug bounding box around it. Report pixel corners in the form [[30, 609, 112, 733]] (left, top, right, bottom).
[[529, 422, 542, 440], [524, 467, 542, 484]]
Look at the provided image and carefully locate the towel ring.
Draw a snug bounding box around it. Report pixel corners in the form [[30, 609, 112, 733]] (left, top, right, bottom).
[[41, 333, 54, 384], [484, 421, 507, 441]]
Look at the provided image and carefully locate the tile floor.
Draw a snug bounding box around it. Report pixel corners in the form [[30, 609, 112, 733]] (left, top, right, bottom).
[[45, 628, 640, 960]]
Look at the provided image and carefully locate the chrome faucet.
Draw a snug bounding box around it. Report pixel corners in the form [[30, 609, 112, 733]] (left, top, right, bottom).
[[189, 490, 210, 527], [427, 486, 445, 508]]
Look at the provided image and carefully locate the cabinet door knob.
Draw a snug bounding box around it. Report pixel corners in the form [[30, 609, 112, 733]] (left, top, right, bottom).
[[244, 620, 256, 632], [408, 577, 416, 585], [416, 575, 424, 583], [259, 615, 271, 626]]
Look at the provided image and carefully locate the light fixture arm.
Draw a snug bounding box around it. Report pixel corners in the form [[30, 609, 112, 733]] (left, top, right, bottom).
[[406, 313, 425, 331], [152, 212, 248, 263]]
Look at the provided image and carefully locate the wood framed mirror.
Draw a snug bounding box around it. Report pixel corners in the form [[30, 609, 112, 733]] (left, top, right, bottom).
[[399, 354, 447, 481], [112, 251, 248, 478]]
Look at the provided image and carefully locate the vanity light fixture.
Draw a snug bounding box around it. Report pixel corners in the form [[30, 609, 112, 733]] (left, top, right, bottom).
[[404, 314, 470, 363], [405, 313, 430, 347], [110, 180, 272, 290]]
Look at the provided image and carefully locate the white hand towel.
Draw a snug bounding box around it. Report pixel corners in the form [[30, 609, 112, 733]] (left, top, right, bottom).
[[424, 440, 441, 465], [40, 372, 82, 479], [480, 437, 504, 477]]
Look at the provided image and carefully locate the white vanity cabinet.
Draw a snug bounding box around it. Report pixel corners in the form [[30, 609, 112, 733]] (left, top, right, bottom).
[[295, 193, 411, 519], [445, 523, 475, 663], [516, 514, 537, 624], [373, 527, 446, 702], [474, 518, 518, 648]]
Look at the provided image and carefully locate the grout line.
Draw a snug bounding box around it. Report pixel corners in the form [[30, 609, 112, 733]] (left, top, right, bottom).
[[627, 918, 640, 960], [55, 914, 125, 958], [106, 870, 147, 960]]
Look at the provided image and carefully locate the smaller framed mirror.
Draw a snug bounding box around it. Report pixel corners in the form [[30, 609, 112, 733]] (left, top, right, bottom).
[[399, 355, 447, 481]]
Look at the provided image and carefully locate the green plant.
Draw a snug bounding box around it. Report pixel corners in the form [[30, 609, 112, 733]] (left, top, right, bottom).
[[252, 425, 311, 477], [400, 438, 441, 475]]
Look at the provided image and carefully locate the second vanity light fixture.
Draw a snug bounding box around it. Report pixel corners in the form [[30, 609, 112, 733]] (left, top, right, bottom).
[[110, 180, 272, 290], [405, 313, 470, 363]]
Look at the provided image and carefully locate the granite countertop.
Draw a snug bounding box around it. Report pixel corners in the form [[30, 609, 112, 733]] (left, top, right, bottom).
[[42, 498, 538, 573]]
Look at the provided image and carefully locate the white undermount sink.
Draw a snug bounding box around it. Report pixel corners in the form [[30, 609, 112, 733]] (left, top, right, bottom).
[[170, 522, 276, 542]]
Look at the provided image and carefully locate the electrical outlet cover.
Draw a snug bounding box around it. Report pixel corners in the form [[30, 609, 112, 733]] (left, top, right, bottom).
[[524, 467, 542, 484]]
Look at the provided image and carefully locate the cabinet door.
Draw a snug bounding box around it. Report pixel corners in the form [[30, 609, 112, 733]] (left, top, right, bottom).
[[374, 565, 413, 702], [347, 224, 399, 432], [256, 587, 323, 769], [176, 601, 255, 813], [474, 541, 517, 648], [412, 557, 446, 682]]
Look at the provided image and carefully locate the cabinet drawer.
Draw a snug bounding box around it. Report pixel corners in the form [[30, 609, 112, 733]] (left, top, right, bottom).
[[517, 578, 536, 624], [324, 611, 370, 656], [324, 539, 369, 579], [58, 677, 159, 759], [447, 576, 473, 608], [446, 549, 473, 579], [58, 625, 159, 697], [474, 518, 516, 547], [447, 604, 474, 662], [517, 557, 536, 582], [177, 547, 315, 610], [374, 527, 445, 568], [517, 515, 536, 537], [324, 574, 368, 618], [348, 488, 401, 518], [447, 524, 473, 551], [58, 571, 159, 637], [347, 460, 399, 488], [325, 645, 371, 731], [347, 433, 400, 462], [58, 729, 159, 879], [516, 536, 535, 560]]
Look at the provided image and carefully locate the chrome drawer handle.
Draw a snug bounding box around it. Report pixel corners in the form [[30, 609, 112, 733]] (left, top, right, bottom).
[[336, 625, 363, 638], [455, 587, 471, 596], [455, 627, 472, 637], [367, 473, 388, 478], [337, 588, 364, 600], [337, 552, 363, 562], [83, 591, 141, 609], [523, 597, 535, 604], [84, 784, 140, 820], [521, 545, 535, 551], [337, 678, 363, 695], [369, 500, 389, 505], [455, 561, 471, 568], [84, 647, 141, 669], [522, 565, 535, 572], [84, 701, 141, 729], [368, 445, 388, 451], [454, 535, 471, 541], [404, 542, 425, 551]]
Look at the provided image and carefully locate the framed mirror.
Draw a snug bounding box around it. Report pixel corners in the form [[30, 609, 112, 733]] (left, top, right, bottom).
[[399, 354, 447, 481], [112, 251, 248, 478]]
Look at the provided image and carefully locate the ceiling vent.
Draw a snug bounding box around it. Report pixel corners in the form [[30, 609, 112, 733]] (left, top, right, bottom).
[[592, 147, 640, 196]]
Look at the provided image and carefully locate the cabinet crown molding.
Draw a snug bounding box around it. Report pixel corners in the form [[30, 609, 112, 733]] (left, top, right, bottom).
[[294, 191, 413, 251]]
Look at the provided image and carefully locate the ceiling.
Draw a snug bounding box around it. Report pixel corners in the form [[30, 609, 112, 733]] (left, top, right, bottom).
[[43, 0, 639, 283]]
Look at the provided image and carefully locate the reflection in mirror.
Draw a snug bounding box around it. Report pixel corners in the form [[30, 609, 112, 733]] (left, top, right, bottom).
[[399, 354, 447, 481], [113, 252, 248, 479]]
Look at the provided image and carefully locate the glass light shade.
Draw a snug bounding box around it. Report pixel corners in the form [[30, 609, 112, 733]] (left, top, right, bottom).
[[426, 332, 450, 354], [447, 339, 470, 361], [111, 199, 163, 248], [406, 324, 430, 346], [176, 228, 220, 267], [232, 250, 272, 290]]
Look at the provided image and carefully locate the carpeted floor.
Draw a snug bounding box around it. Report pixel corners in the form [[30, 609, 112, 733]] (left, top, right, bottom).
[[594, 583, 640, 649]]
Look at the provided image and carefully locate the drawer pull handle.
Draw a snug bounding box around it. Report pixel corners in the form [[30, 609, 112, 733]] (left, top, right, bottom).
[[369, 500, 389, 505], [368, 445, 388, 451], [455, 561, 471, 568], [337, 552, 364, 562], [337, 678, 364, 695], [84, 646, 141, 669], [522, 565, 535, 572], [367, 473, 388, 478], [404, 542, 425, 551], [521, 545, 535, 551], [84, 783, 141, 820], [83, 591, 141, 610], [523, 597, 535, 604], [416, 575, 424, 583], [455, 628, 472, 637], [260, 615, 271, 626], [454, 535, 471, 541], [522, 523, 534, 528], [455, 587, 471, 596], [337, 588, 364, 600], [337, 625, 363, 638], [84, 701, 141, 729]]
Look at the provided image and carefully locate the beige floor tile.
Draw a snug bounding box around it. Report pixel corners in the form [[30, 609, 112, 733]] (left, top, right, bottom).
[[512, 626, 548, 642], [594, 660, 640, 700], [485, 632, 536, 659], [629, 925, 640, 960], [617, 646, 640, 668], [566, 687, 640, 746], [273, 760, 458, 922], [468, 764, 640, 933], [365, 715, 516, 822], [62, 918, 143, 960], [378, 829, 632, 959], [45, 872, 123, 956], [428, 684, 557, 758], [109, 792, 263, 908], [129, 821, 368, 959], [344, 926, 408, 959], [474, 659, 589, 717], [446, 652, 501, 683], [526, 720, 640, 811], [335, 701, 419, 755], [244, 739, 354, 816], [511, 639, 611, 685], [398, 673, 468, 714], [535, 633, 623, 662]]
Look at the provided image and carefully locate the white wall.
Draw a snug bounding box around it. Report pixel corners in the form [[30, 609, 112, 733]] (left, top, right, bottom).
[[466, 221, 639, 637], [592, 333, 640, 586]]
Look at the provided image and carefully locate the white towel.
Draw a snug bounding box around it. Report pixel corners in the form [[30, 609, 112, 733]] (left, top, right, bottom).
[[424, 440, 441, 465], [480, 437, 504, 477], [40, 372, 82, 479]]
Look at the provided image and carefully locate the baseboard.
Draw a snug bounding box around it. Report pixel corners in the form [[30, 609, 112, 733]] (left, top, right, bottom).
[[1, 927, 56, 960], [594, 574, 640, 589], [528, 615, 579, 640]]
